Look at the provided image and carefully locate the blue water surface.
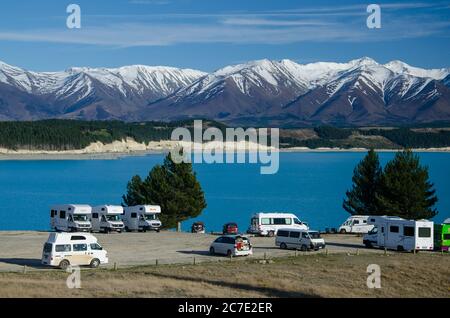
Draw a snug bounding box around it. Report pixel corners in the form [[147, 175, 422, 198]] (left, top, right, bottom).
[[0, 152, 448, 231]]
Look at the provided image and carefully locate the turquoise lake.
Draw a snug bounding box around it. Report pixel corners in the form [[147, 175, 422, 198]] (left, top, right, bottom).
[[0, 152, 449, 232]]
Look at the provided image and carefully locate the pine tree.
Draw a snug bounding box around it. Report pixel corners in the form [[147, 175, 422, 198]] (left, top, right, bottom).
[[343, 149, 383, 215], [122, 152, 207, 229], [377, 149, 438, 219]]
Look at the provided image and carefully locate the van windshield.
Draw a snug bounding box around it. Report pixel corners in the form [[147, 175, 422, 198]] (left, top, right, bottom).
[[308, 232, 321, 239], [73, 214, 89, 222], [144, 214, 158, 221], [106, 215, 121, 222]]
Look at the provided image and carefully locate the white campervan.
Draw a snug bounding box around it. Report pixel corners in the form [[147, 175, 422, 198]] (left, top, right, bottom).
[[363, 216, 434, 252], [338, 215, 374, 234], [247, 212, 309, 237], [41, 232, 108, 269], [123, 205, 162, 232], [276, 228, 326, 251], [91, 205, 125, 233], [50, 204, 92, 232]]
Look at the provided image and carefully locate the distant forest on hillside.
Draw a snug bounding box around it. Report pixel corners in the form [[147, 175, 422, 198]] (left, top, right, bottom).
[[1, 119, 450, 150]]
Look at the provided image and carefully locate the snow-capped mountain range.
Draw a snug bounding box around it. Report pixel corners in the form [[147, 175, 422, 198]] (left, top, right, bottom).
[[0, 58, 449, 126]]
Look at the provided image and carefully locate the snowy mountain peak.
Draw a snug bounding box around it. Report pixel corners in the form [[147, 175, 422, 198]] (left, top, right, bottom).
[[384, 60, 449, 80]]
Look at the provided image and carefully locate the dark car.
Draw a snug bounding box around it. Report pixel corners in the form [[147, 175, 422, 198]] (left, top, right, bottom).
[[223, 222, 238, 235], [191, 221, 205, 233]]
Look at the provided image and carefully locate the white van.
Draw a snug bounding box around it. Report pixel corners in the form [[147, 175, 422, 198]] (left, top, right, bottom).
[[247, 212, 309, 237], [50, 204, 92, 232], [338, 215, 373, 234], [276, 229, 326, 251], [41, 232, 108, 269], [363, 216, 434, 252], [91, 205, 125, 233], [123, 205, 162, 232]]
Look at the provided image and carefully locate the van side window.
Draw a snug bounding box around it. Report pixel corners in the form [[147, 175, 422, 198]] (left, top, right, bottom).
[[73, 244, 88, 252], [131, 213, 137, 218], [92, 213, 99, 219], [277, 230, 289, 237], [301, 232, 308, 238], [55, 244, 71, 252], [261, 218, 271, 225], [390, 226, 399, 233], [273, 218, 289, 225], [50, 210, 54, 218], [353, 220, 360, 225], [289, 231, 300, 238], [101, 215, 107, 222], [71, 236, 86, 241], [60, 211, 66, 219], [404, 226, 414, 237], [90, 243, 102, 250], [294, 218, 302, 225], [215, 237, 224, 243]]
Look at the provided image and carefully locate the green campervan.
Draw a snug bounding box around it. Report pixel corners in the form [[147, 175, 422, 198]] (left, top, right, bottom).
[[434, 223, 450, 252]]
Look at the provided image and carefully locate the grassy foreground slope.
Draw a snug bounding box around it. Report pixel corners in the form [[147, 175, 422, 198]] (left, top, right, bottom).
[[0, 253, 448, 298]]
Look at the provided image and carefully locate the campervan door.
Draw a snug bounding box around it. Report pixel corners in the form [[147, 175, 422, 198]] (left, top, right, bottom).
[[415, 220, 434, 251]]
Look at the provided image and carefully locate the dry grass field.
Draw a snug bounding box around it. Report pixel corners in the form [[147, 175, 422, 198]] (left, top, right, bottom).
[[0, 252, 448, 298]]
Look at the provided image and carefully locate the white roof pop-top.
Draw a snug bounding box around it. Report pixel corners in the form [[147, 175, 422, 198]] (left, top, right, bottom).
[[46, 232, 98, 244]]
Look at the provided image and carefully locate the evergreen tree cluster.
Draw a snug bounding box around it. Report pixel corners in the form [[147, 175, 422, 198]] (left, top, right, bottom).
[[122, 152, 207, 229], [343, 149, 438, 220]]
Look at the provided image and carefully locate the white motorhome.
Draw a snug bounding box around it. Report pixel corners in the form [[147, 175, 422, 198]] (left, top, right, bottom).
[[50, 204, 92, 232], [338, 215, 374, 234], [276, 228, 326, 251], [91, 205, 125, 233], [41, 232, 108, 269], [123, 205, 162, 232], [363, 216, 434, 252], [247, 212, 309, 237]]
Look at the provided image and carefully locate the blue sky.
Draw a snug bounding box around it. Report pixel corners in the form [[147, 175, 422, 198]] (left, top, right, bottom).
[[0, 0, 449, 71]]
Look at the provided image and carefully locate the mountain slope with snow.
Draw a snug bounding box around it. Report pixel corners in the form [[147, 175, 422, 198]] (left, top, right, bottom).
[[0, 58, 449, 125]]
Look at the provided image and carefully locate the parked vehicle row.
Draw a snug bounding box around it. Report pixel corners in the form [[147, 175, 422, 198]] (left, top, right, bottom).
[[50, 204, 162, 233]]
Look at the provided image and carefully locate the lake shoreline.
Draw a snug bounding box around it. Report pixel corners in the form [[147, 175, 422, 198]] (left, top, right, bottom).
[[1, 146, 450, 160]]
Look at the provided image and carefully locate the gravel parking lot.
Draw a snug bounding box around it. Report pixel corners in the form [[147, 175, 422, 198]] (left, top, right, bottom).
[[0, 231, 386, 272]]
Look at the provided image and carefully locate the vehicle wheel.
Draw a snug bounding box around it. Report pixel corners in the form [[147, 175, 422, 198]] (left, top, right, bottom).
[[59, 259, 70, 270], [300, 245, 308, 252], [339, 229, 347, 234], [227, 250, 233, 257], [90, 258, 100, 268], [156, 229, 160, 233], [280, 242, 287, 249], [364, 241, 373, 248], [268, 231, 275, 237], [397, 245, 404, 252], [209, 247, 215, 255]]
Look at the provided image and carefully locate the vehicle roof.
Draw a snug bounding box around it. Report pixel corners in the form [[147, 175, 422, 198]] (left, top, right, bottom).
[[51, 204, 92, 213], [368, 215, 432, 224], [92, 205, 124, 214], [46, 232, 98, 244], [253, 212, 299, 218], [124, 205, 161, 213], [219, 235, 248, 239]]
